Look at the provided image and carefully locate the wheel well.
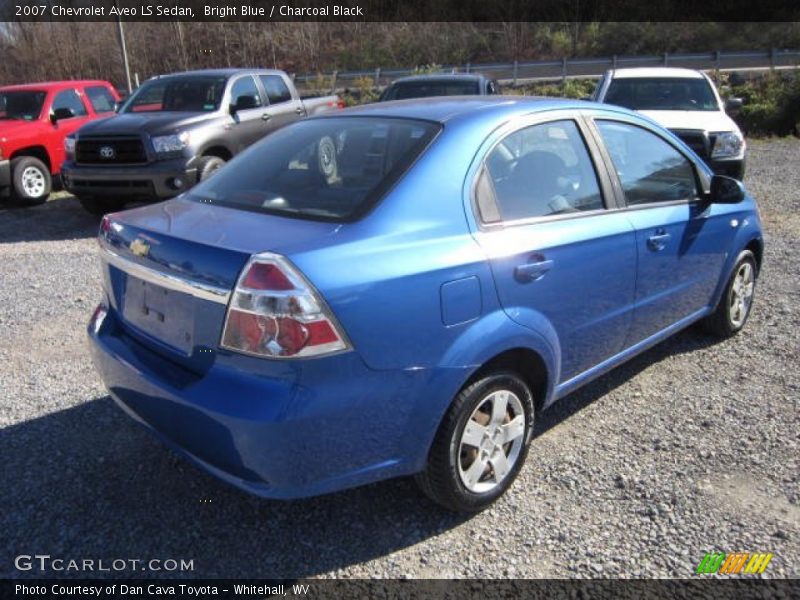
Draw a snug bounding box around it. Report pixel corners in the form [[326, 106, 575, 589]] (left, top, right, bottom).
[[468, 348, 549, 411], [10, 146, 52, 172], [745, 238, 763, 275], [201, 146, 232, 161]]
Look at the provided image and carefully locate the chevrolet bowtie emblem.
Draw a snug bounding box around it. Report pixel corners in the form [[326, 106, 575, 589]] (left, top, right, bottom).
[[129, 238, 150, 258]]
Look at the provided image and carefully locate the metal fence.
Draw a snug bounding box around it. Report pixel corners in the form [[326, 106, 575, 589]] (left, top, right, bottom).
[[293, 49, 800, 93]]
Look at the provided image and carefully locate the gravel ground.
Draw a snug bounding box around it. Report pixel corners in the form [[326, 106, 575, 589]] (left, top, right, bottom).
[[1, 140, 798, 580]]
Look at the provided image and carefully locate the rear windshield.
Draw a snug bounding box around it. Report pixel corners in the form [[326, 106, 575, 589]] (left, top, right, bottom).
[[0, 90, 46, 120], [605, 77, 720, 111], [121, 76, 227, 113], [187, 117, 440, 221], [382, 80, 480, 101]]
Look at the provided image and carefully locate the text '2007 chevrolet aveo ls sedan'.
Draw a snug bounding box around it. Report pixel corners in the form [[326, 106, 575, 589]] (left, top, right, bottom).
[[88, 97, 763, 512]]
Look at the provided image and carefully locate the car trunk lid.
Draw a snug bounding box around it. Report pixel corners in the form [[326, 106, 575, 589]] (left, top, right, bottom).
[[99, 197, 342, 372]]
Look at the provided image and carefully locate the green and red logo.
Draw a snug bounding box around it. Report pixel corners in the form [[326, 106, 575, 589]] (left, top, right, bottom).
[[696, 552, 774, 575]]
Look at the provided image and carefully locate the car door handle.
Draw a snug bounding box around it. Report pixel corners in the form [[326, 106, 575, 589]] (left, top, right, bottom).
[[261, 113, 272, 121], [295, 107, 304, 115], [647, 232, 671, 251], [515, 259, 554, 282]]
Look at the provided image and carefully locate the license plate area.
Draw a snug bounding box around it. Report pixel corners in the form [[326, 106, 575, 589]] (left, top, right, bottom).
[[123, 277, 195, 355]]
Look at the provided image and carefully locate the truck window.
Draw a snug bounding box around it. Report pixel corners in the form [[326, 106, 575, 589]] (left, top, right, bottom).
[[123, 76, 227, 113], [230, 76, 263, 109], [85, 86, 116, 113], [52, 89, 87, 117], [259, 75, 293, 105], [0, 91, 46, 120]]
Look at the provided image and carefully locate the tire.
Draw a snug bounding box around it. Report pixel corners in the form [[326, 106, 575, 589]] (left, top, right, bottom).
[[196, 156, 226, 182], [11, 156, 51, 205], [701, 249, 758, 338], [317, 136, 338, 180], [415, 370, 535, 512], [78, 196, 127, 217]]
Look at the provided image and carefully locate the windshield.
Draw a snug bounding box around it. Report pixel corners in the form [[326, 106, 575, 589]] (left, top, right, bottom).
[[186, 117, 441, 221], [121, 76, 227, 113], [382, 80, 480, 101], [605, 77, 720, 111], [0, 90, 46, 120]]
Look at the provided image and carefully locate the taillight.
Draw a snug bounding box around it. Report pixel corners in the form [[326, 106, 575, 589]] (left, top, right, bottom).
[[220, 253, 349, 359]]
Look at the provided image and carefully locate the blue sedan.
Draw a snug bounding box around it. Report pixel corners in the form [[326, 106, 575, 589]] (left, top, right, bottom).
[[88, 97, 763, 511]]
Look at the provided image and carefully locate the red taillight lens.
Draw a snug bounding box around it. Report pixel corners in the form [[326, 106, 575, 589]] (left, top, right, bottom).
[[242, 262, 294, 290], [220, 253, 349, 359]]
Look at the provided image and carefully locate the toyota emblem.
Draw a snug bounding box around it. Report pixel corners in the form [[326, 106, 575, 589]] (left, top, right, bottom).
[[99, 145, 116, 159]]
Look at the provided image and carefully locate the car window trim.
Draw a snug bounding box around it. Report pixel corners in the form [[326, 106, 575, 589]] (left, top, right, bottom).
[[470, 111, 617, 231], [584, 113, 709, 210]]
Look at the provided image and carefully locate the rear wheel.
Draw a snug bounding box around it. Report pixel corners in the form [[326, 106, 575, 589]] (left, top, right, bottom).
[[701, 249, 757, 337], [11, 156, 51, 205], [78, 196, 127, 216], [415, 371, 534, 512]]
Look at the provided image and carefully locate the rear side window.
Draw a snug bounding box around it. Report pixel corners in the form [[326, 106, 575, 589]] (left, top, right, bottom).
[[485, 119, 604, 222], [187, 117, 440, 221], [259, 75, 292, 105], [595, 120, 697, 206], [52, 89, 87, 117], [85, 86, 116, 113]]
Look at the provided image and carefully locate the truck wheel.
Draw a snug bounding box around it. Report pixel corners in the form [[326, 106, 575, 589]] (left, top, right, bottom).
[[197, 156, 225, 181], [415, 370, 534, 512], [78, 196, 126, 216], [11, 156, 51, 205]]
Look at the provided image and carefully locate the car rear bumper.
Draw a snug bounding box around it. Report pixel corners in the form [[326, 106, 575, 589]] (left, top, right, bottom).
[[61, 158, 198, 200], [709, 156, 746, 180], [88, 303, 466, 499], [0, 159, 10, 196]]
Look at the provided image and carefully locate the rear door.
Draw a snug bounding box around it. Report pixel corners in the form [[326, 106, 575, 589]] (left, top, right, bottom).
[[589, 116, 737, 343], [472, 115, 637, 384], [258, 74, 304, 131]]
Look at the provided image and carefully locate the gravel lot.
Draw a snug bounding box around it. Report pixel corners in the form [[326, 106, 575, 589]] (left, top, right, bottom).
[[1, 139, 798, 580]]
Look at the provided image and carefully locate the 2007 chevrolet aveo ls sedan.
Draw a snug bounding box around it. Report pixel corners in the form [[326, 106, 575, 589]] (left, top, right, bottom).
[[89, 97, 763, 512]]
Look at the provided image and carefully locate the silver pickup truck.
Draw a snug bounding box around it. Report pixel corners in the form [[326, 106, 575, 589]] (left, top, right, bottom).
[[62, 68, 343, 215]]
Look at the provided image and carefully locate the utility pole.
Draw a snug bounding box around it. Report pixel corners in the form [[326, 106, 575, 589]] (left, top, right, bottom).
[[115, 2, 132, 94]]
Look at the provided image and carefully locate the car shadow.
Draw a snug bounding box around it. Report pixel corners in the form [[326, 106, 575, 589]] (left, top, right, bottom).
[[534, 326, 721, 436], [1, 325, 724, 580], [0, 394, 469, 580], [0, 194, 102, 243]]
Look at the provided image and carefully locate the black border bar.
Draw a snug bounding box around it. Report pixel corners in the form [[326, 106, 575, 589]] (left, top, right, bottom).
[[2, 0, 800, 22]]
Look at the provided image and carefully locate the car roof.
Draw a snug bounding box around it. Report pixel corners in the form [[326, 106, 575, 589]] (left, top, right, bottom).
[[610, 67, 705, 79], [331, 95, 620, 125], [148, 68, 284, 80], [390, 73, 488, 84], [0, 80, 114, 92]]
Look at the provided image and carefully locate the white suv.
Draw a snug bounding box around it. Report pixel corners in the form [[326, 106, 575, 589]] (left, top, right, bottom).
[[592, 67, 746, 179]]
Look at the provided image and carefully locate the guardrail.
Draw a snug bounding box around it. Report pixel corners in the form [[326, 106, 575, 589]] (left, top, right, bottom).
[[293, 49, 800, 93]]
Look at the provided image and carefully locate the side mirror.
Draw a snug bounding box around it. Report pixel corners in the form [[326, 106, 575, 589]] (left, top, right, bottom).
[[230, 95, 258, 115], [709, 174, 745, 204], [113, 101, 122, 113], [725, 97, 744, 111], [50, 107, 74, 123]]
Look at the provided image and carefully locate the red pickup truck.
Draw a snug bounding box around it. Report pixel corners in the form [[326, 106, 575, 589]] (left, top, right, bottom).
[[0, 80, 120, 204]]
